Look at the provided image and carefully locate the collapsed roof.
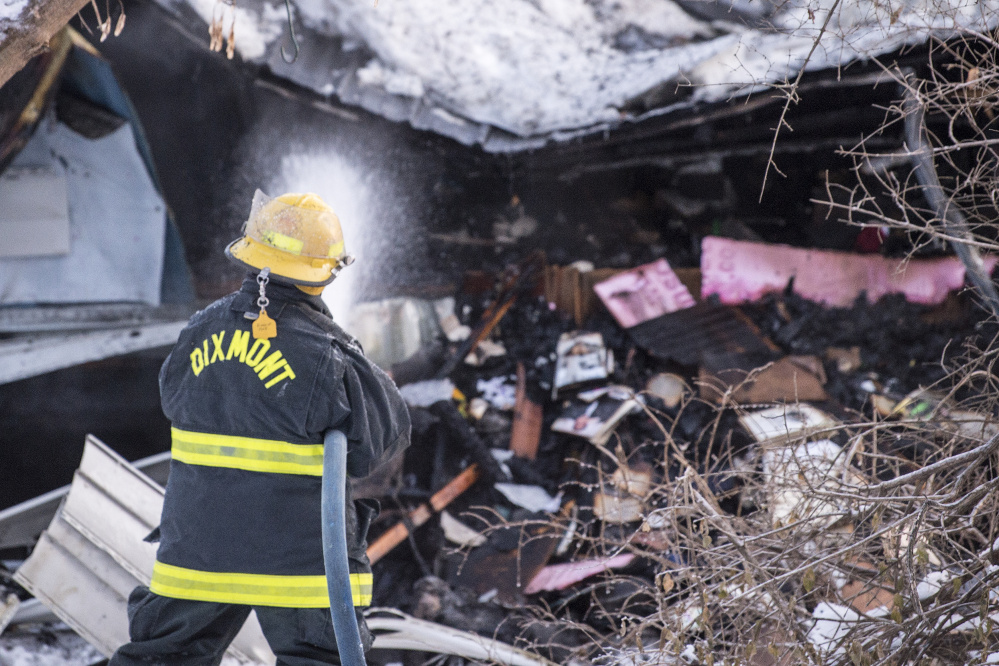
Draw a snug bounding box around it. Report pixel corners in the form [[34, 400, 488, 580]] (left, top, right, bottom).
[[152, 0, 997, 151]]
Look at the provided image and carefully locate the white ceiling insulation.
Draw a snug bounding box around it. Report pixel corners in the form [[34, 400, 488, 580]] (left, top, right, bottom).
[[157, 0, 997, 150]]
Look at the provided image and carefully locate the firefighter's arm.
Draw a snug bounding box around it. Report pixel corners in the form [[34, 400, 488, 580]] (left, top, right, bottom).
[[339, 351, 411, 478], [319, 343, 411, 479]]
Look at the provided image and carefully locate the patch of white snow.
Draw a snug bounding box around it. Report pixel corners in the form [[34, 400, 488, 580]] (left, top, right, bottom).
[[288, 0, 998, 136], [356, 60, 424, 98], [0, 0, 30, 40], [0, 628, 102, 666], [808, 602, 860, 655]]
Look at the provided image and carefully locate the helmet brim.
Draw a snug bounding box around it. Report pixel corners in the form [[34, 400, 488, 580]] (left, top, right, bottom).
[[225, 237, 343, 287]]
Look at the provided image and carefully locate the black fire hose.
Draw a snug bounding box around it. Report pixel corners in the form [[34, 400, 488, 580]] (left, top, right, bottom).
[[321, 430, 367, 665]]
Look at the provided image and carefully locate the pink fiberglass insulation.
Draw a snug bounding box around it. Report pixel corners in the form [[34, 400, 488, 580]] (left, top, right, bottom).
[[700, 236, 998, 307], [524, 553, 635, 594]]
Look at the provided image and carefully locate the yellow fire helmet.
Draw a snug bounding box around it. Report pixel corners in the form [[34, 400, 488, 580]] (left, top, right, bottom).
[[225, 190, 354, 287]]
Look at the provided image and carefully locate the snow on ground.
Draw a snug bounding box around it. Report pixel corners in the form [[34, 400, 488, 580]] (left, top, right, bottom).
[[0, 624, 256, 666], [0, 627, 102, 666]]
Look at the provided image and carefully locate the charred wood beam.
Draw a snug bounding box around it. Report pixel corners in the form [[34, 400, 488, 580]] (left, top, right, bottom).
[[517, 70, 900, 174], [254, 78, 361, 123], [366, 464, 481, 565], [525, 107, 898, 180], [556, 136, 898, 181]]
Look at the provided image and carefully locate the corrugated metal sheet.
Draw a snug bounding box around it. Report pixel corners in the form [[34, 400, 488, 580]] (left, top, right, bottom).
[[14, 435, 276, 663], [628, 301, 777, 366]]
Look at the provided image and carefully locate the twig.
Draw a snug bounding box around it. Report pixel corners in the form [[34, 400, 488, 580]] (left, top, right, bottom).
[[760, 0, 844, 202]]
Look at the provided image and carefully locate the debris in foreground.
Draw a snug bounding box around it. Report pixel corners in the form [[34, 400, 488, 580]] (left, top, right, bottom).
[[593, 258, 695, 328], [7, 245, 999, 664], [366, 609, 556, 666], [13, 435, 275, 663]]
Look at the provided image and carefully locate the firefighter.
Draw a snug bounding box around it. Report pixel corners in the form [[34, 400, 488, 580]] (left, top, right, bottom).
[[110, 191, 411, 666]]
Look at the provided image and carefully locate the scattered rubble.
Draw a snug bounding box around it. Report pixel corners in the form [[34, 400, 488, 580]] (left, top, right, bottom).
[[345, 240, 997, 663], [5, 239, 999, 664]]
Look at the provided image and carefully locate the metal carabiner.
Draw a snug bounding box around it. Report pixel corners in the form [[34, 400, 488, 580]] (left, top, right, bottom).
[[256, 267, 271, 311]]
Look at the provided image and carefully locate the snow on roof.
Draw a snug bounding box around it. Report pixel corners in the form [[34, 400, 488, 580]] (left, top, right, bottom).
[[157, 0, 996, 151]]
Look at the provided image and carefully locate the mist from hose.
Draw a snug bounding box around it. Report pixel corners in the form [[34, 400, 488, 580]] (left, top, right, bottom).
[[271, 151, 379, 327]]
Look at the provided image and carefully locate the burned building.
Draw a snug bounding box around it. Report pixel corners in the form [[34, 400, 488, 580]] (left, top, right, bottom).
[[2, 0, 999, 663]]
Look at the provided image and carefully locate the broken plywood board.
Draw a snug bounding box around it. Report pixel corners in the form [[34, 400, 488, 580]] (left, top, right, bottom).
[[510, 362, 543, 460], [543, 264, 622, 326], [629, 301, 776, 366], [699, 354, 828, 404], [14, 435, 275, 663]]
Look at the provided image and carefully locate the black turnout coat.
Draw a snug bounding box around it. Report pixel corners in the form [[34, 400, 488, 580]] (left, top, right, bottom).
[[150, 275, 410, 609]]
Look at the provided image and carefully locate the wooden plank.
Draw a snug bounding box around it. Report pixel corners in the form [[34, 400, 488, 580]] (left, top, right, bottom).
[[509, 362, 543, 460], [366, 465, 481, 565]]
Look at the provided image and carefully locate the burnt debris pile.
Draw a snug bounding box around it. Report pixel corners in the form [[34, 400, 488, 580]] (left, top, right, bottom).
[[4, 238, 999, 665], [361, 239, 999, 665]]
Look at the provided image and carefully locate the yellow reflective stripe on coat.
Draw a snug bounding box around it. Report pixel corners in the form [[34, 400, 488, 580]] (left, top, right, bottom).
[[171, 428, 324, 476], [151, 561, 373, 608]]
